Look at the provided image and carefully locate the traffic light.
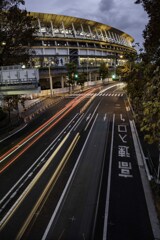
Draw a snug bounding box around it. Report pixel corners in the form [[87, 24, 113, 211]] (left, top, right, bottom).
[[112, 74, 116, 79], [74, 73, 78, 80]]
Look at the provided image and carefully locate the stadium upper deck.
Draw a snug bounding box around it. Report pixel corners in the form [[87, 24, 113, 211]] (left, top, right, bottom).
[[30, 12, 135, 69]]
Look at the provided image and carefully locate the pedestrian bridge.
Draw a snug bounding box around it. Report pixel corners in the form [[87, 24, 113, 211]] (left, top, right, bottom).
[[0, 65, 41, 95]]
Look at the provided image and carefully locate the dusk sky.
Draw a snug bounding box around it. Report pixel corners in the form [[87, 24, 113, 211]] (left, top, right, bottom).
[[25, 0, 148, 48]]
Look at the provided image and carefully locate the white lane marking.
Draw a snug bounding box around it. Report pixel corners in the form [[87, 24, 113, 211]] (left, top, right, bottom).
[[86, 113, 91, 121], [103, 113, 107, 122], [84, 103, 100, 131], [103, 114, 115, 240], [130, 120, 160, 238], [72, 113, 84, 131], [42, 114, 98, 240]]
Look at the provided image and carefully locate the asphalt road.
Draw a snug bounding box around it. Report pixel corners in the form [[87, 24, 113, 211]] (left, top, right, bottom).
[[0, 83, 157, 240]]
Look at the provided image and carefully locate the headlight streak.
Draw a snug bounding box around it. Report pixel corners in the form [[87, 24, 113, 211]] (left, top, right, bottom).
[[42, 113, 99, 240], [0, 100, 75, 162], [0, 133, 70, 231], [0, 88, 97, 173], [0, 114, 79, 212], [16, 133, 80, 240]]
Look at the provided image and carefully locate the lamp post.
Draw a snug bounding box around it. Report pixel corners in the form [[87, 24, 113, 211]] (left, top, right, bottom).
[[86, 57, 89, 82], [0, 41, 6, 55], [48, 62, 53, 97]]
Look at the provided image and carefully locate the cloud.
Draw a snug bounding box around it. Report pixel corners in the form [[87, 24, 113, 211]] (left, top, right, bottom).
[[99, 0, 115, 12], [95, 0, 148, 45]]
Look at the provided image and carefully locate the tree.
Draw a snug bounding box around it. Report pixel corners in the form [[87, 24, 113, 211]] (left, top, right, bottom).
[[140, 65, 160, 144], [99, 62, 109, 80], [135, 0, 160, 65], [77, 72, 87, 90], [0, 0, 37, 66], [66, 62, 78, 92], [132, 1, 160, 182], [3, 95, 19, 123]]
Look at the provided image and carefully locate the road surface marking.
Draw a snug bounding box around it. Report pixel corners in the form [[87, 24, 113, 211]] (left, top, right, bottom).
[[42, 114, 98, 240], [103, 114, 115, 240], [103, 113, 107, 122], [120, 114, 125, 122]]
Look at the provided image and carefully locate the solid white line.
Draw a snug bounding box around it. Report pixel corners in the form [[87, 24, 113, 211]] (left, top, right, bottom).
[[84, 103, 100, 131], [73, 113, 84, 131], [42, 114, 99, 240], [129, 120, 160, 238], [129, 120, 151, 178], [103, 113, 107, 122], [103, 114, 115, 240]]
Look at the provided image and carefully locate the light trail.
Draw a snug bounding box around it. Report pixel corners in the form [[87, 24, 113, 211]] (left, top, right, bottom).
[[0, 88, 97, 173]]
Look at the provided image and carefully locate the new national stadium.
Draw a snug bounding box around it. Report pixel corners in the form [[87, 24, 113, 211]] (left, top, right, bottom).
[[28, 12, 135, 89]]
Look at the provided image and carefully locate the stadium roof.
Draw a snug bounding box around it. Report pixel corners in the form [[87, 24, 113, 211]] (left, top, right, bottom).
[[30, 12, 134, 42]]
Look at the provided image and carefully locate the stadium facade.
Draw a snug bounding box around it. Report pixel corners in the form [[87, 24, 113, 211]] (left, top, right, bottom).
[[29, 12, 136, 88]]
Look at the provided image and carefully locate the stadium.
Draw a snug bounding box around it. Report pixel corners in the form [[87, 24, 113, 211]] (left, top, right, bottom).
[[28, 12, 136, 89]]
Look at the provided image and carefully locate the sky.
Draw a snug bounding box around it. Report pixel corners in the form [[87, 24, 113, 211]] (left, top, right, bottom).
[[25, 0, 148, 48]]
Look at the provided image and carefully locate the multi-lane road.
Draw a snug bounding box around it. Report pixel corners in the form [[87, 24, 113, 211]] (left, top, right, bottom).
[[0, 83, 159, 240]]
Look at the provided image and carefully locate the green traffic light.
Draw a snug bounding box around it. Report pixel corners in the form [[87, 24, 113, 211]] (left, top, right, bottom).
[[112, 74, 116, 79], [75, 73, 78, 79]]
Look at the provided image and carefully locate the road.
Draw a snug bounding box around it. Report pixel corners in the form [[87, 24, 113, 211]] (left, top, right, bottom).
[[0, 83, 158, 240]]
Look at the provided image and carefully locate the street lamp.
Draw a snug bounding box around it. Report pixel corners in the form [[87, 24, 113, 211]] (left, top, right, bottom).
[[86, 57, 89, 82], [22, 64, 26, 69], [0, 41, 6, 54], [48, 61, 53, 97]]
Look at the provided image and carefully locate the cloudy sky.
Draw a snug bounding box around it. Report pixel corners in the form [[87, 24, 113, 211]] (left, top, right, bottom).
[[25, 0, 148, 48]]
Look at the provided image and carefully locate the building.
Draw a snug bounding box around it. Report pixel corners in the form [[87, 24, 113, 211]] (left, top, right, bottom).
[[29, 12, 136, 89]]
